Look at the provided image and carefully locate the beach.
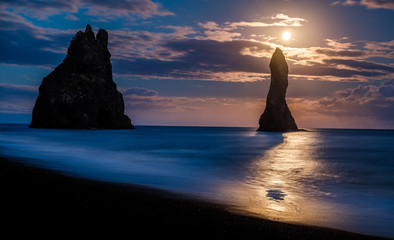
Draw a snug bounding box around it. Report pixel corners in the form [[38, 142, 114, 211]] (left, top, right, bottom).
[[1, 157, 388, 239]]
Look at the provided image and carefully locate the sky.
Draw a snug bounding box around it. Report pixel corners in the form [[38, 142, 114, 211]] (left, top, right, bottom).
[[0, 0, 393, 128]]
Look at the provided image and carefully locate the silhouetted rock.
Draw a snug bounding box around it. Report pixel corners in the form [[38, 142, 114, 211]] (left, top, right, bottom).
[[257, 48, 298, 132], [30, 25, 134, 129]]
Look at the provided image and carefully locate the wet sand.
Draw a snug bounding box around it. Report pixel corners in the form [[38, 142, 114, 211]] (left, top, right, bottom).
[[0, 157, 388, 239]]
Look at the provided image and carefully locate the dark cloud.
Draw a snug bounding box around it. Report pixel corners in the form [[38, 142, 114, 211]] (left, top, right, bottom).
[[0, 0, 79, 19], [114, 38, 393, 80], [0, 11, 70, 66], [323, 59, 394, 73], [0, 12, 392, 81], [84, 0, 156, 10], [0, 0, 78, 11], [0, 35, 64, 67], [314, 49, 367, 57], [82, 0, 173, 18], [166, 39, 271, 73], [0, 0, 173, 19], [113, 39, 272, 80], [379, 80, 394, 96], [318, 80, 394, 119], [0, 19, 391, 81], [290, 61, 387, 78]]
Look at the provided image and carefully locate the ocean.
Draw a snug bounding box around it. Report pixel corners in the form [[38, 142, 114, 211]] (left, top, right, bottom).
[[0, 124, 393, 238]]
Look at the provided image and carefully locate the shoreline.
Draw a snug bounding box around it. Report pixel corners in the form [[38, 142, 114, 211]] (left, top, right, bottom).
[[0, 156, 389, 239]]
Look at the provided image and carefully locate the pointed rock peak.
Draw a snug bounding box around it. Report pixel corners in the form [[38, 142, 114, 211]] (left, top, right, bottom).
[[270, 47, 287, 73], [85, 24, 92, 33], [80, 24, 95, 42], [271, 47, 286, 61], [97, 29, 108, 47], [274, 47, 283, 54]]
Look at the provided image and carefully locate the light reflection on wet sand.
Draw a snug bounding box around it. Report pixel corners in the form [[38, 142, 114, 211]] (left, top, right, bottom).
[[220, 131, 347, 229]]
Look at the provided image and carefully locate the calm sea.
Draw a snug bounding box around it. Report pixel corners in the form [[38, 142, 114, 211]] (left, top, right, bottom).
[[0, 124, 393, 238]]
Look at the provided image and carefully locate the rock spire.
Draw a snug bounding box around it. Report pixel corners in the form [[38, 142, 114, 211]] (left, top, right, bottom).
[[257, 48, 298, 132], [30, 25, 134, 129]]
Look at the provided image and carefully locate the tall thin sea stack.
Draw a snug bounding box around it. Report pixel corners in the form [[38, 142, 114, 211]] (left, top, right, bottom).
[[30, 25, 134, 129], [257, 48, 298, 132]]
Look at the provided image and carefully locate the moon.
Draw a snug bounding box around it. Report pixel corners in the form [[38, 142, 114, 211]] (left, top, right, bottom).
[[282, 31, 291, 41]]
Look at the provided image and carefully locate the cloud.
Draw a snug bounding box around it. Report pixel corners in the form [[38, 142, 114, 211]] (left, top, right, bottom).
[[0, 0, 79, 19], [82, 0, 173, 20], [343, 0, 359, 6], [325, 38, 355, 49], [198, 21, 221, 30], [332, 0, 394, 10], [1, 18, 393, 82], [0, 11, 71, 67], [159, 25, 196, 37], [314, 80, 394, 121], [290, 61, 387, 78], [0, 10, 392, 83], [277, 80, 394, 129], [226, 13, 307, 28], [323, 59, 394, 73], [195, 14, 306, 43], [314, 49, 367, 57], [108, 29, 188, 62], [196, 21, 242, 42], [0, 0, 78, 10], [199, 30, 241, 42], [277, 38, 394, 80], [112, 39, 272, 80], [0, 10, 73, 39], [122, 87, 158, 97], [117, 37, 390, 81], [360, 0, 394, 9], [0, 84, 37, 114], [0, 0, 173, 20], [364, 40, 394, 51], [279, 38, 394, 66], [64, 14, 79, 21]]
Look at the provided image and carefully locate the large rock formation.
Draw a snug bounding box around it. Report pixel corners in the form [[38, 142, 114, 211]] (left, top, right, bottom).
[[30, 25, 134, 129], [257, 48, 298, 132]]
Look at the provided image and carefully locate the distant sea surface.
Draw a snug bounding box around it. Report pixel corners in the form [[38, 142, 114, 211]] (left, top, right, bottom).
[[1, 124, 393, 238]]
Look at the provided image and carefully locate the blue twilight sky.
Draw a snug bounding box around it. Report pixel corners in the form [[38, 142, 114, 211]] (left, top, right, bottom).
[[0, 0, 393, 128]]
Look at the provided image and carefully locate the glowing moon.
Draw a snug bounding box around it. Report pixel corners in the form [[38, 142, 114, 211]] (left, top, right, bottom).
[[282, 31, 291, 41]]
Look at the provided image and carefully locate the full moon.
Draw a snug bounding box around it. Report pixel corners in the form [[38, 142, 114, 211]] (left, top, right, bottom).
[[282, 31, 291, 41]]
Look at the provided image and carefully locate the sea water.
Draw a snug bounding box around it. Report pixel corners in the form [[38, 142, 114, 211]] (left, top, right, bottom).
[[0, 124, 393, 238]]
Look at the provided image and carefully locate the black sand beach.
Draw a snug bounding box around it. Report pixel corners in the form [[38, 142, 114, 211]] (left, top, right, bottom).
[[0, 157, 388, 239]]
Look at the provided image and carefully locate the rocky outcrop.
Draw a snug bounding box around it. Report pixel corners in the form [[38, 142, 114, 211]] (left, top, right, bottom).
[[30, 25, 134, 129], [257, 48, 298, 132]]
